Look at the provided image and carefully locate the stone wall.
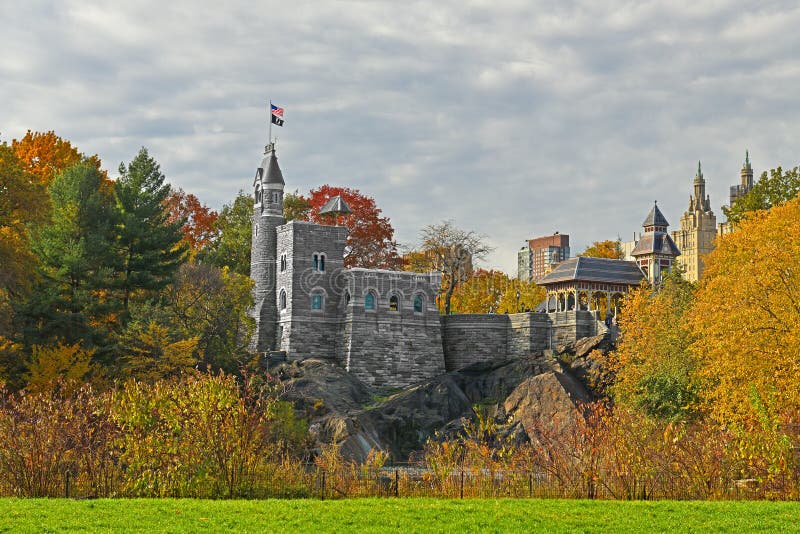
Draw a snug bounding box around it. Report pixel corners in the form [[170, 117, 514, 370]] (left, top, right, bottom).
[[442, 311, 605, 371], [341, 269, 445, 389], [441, 314, 509, 371]]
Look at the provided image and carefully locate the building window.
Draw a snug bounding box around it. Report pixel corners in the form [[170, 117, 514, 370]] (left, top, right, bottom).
[[365, 292, 375, 310], [413, 294, 424, 313], [389, 295, 399, 312], [313, 253, 326, 272], [344, 291, 351, 306], [280, 254, 287, 272], [254, 224, 258, 237], [279, 290, 287, 310], [255, 185, 262, 205], [311, 294, 323, 310]]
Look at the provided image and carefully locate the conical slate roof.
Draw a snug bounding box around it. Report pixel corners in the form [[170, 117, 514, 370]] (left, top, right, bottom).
[[319, 195, 352, 216], [258, 149, 284, 185], [642, 202, 669, 228]]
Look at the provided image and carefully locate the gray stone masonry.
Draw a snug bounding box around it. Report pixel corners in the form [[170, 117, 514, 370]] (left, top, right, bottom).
[[341, 269, 445, 388], [441, 311, 605, 371], [276, 221, 348, 360]]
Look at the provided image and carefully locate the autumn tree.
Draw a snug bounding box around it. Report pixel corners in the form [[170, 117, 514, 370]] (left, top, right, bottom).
[[203, 192, 253, 276], [447, 270, 545, 314], [115, 148, 186, 310], [723, 165, 800, 225], [302, 185, 402, 269], [581, 239, 623, 260], [165, 188, 219, 255], [412, 221, 492, 315], [689, 194, 800, 425], [611, 270, 697, 422], [11, 130, 102, 186]]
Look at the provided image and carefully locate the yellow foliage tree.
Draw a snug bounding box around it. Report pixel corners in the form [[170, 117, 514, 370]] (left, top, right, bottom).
[[26, 342, 94, 393], [580, 239, 623, 259], [688, 194, 800, 425], [611, 272, 697, 421], [121, 322, 199, 382], [448, 270, 545, 314]]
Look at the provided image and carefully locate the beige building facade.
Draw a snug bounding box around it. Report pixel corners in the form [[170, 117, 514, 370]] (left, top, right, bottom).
[[672, 162, 717, 283]]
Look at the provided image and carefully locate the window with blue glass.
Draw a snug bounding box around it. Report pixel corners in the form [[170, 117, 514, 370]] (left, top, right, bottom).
[[311, 294, 323, 310], [364, 292, 375, 310], [413, 294, 424, 313]]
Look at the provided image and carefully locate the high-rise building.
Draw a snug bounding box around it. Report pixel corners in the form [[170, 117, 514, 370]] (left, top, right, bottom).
[[718, 151, 755, 236], [672, 161, 717, 282], [517, 233, 570, 282]]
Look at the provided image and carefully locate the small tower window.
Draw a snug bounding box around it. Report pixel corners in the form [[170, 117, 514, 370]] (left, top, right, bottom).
[[365, 292, 375, 310], [254, 224, 258, 237], [311, 293, 323, 310], [344, 291, 351, 306], [255, 185, 262, 205], [280, 254, 287, 272], [413, 294, 424, 313], [279, 290, 287, 310], [313, 253, 326, 273], [389, 295, 399, 312]]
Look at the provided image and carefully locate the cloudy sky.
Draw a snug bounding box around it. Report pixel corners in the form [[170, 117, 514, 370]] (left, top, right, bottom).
[[2, 1, 798, 272]]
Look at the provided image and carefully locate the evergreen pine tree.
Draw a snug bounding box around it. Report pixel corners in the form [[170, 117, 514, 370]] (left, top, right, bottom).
[[115, 148, 186, 310]]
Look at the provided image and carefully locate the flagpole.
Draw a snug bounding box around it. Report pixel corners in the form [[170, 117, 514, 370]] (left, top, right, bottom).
[[268, 99, 272, 147]]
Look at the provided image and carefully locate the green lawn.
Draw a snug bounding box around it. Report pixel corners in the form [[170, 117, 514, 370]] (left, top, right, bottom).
[[1, 498, 800, 533]]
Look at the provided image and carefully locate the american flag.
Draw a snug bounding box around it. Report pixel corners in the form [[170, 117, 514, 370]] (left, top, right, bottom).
[[271, 104, 284, 117]]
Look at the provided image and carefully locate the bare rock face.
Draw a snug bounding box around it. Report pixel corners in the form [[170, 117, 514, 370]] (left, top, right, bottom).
[[503, 371, 592, 441], [279, 347, 601, 463]]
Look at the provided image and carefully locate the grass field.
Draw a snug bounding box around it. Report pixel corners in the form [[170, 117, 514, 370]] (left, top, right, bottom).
[[2, 498, 800, 533]]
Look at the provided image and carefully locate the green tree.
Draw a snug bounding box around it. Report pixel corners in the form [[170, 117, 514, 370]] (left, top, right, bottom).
[[283, 190, 310, 221], [26, 162, 120, 348], [203, 192, 253, 276], [723, 166, 800, 225], [166, 263, 254, 373], [115, 148, 186, 310]]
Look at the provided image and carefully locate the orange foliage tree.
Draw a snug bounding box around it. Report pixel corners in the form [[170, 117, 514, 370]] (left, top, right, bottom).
[[165, 187, 219, 254], [11, 130, 102, 186], [295, 185, 401, 269]]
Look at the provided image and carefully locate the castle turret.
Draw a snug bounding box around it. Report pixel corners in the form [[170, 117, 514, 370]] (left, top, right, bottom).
[[250, 142, 285, 352], [730, 150, 754, 207]]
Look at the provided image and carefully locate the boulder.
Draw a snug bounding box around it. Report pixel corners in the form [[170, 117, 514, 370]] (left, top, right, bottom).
[[503, 371, 592, 441]]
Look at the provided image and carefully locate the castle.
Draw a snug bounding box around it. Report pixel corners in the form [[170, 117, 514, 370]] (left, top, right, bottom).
[[248, 143, 640, 388]]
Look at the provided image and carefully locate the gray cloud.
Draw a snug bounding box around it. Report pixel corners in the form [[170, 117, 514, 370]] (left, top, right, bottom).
[[2, 0, 799, 272]]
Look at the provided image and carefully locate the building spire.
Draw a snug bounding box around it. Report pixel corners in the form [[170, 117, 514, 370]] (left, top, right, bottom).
[[745, 149, 751, 169]]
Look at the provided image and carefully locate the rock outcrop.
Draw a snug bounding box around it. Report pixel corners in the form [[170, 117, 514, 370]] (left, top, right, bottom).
[[277, 334, 614, 463]]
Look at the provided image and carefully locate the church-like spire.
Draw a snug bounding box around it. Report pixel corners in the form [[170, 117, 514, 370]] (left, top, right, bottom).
[[745, 149, 751, 169], [694, 160, 704, 183]]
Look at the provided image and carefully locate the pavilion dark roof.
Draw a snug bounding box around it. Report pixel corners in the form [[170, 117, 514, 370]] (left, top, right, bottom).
[[537, 257, 645, 286], [630, 233, 681, 257]]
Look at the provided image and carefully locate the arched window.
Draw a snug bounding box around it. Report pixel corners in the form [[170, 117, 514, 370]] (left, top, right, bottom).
[[280, 254, 287, 272], [344, 291, 351, 306], [313, 254, 319, 271], [319, 254, 325, 272], [279, 290, 287, 310], [413, 294, 424, 313], [389, 295, 399, 312], [364, 292, 375, 310], [311, 293, 323, 310]]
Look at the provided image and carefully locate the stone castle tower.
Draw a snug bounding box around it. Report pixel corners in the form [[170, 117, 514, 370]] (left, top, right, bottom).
[[631, 202, 680, 286], [730, 150, 754, 206], [672, 161, 717, 282], [250, 142, 285, 352]]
